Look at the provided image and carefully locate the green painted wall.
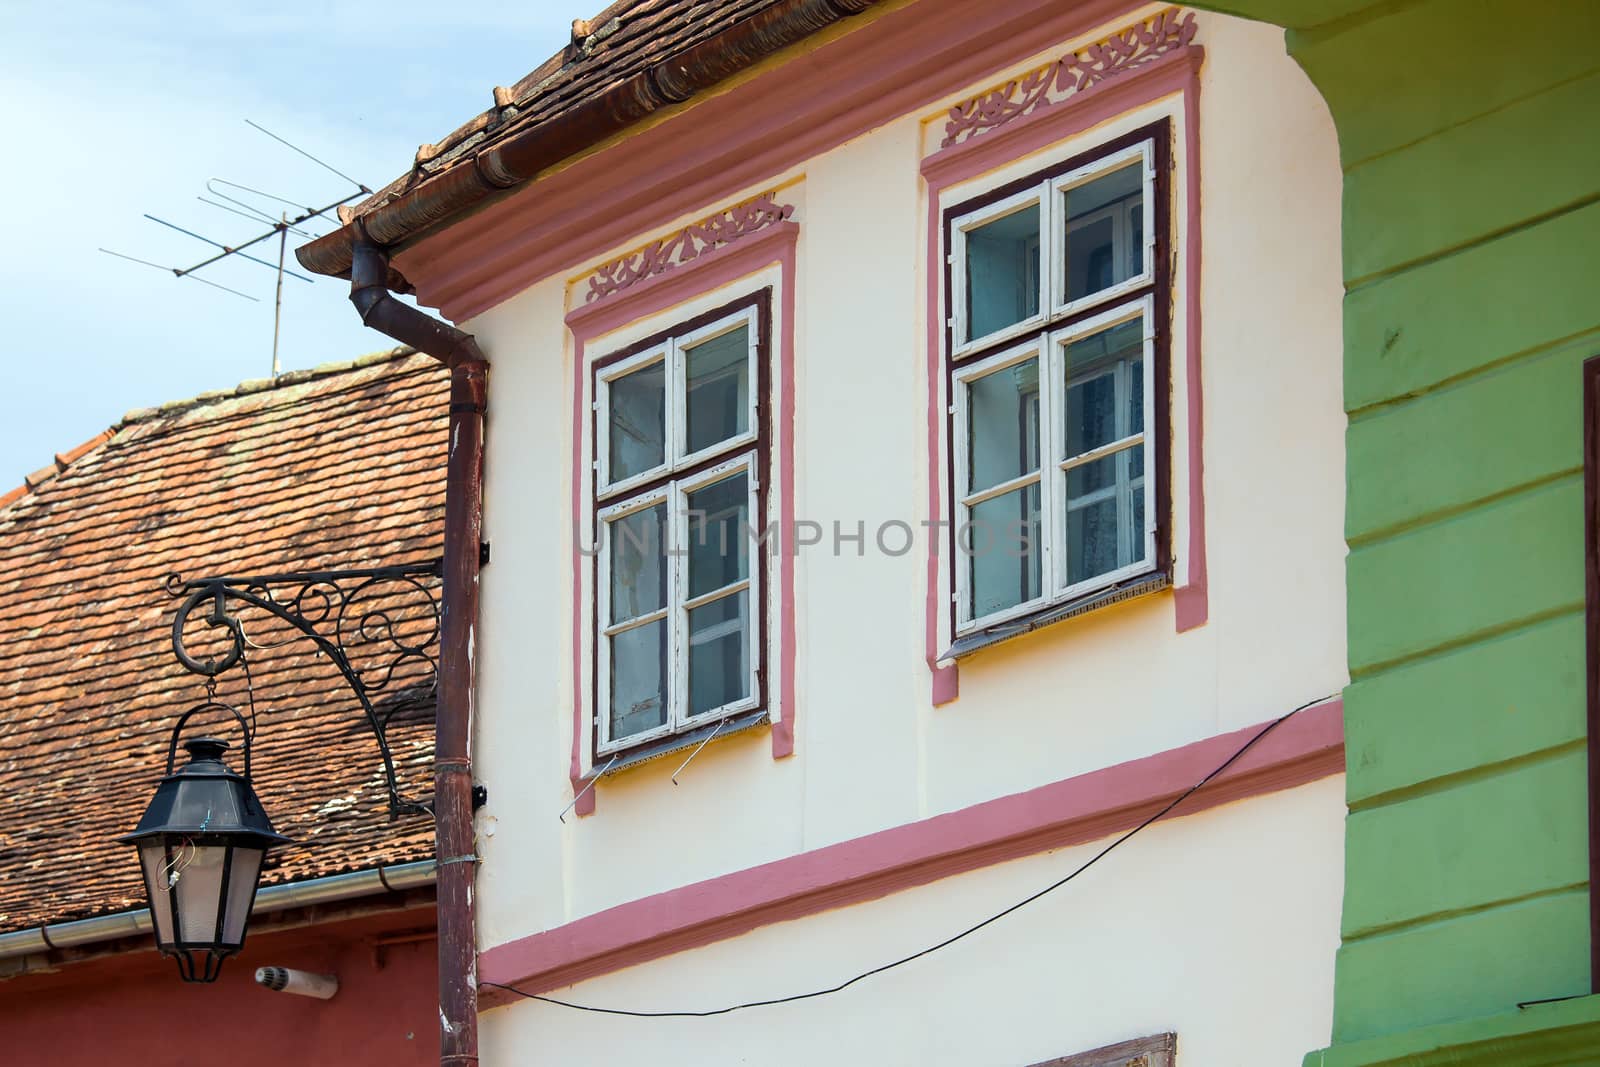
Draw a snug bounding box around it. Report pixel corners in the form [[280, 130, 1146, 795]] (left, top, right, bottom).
[[1194, 0, 1600, 1062]]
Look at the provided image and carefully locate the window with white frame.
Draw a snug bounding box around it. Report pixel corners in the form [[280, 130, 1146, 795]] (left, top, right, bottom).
[[946, 121, 1170, 636], [593, 294, 768, 755]]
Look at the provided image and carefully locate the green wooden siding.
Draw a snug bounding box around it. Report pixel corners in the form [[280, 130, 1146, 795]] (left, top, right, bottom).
[[1189, 0, 1600, 1061]]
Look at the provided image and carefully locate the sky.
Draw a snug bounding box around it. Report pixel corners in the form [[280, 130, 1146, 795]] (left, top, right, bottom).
[[0, 1, 573, 482]]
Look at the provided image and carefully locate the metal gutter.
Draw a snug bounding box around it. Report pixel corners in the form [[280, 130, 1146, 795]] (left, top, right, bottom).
[[0, 859, 436, 961], [295, 0, 879, 284], [346, 235, 486, 1067]]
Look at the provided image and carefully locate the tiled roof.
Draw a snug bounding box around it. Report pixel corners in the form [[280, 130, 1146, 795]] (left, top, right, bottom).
[[356, 0, 783, 216], [300, 0, 872, 282], [0, 350, 447, 935]]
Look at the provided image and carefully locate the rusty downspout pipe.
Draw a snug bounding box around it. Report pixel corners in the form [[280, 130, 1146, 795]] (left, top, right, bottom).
[[351, 233, 484, 1067]]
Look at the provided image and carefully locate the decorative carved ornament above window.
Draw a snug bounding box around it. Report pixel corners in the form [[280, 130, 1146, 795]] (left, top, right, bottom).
[[941, 7, 1198, 148], [584, 193, 796, 304]]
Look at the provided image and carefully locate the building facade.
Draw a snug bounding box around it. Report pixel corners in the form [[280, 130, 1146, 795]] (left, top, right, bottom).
[[294, 0, 1600, 1064]]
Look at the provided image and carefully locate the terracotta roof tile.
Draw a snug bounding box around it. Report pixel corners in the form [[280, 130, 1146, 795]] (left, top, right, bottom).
[[0, 351, 446, 934], [355, 0, 787, 215]]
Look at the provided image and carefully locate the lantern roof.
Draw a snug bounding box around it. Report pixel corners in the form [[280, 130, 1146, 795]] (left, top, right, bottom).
[[120, 739, 289, 849]]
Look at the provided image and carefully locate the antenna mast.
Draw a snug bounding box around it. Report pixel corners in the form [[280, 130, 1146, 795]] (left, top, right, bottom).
[[99, 121, 371, 379], [272, 214, 288, 378]]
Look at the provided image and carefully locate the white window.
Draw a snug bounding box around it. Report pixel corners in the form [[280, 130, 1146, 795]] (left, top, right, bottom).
[[947, 126, 1167, 635], [594, 301, 765, 754]]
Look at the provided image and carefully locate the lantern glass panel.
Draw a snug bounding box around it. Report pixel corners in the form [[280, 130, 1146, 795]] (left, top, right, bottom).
[[175, 845, 227, 943], [222, 847, 263, 945], [138, 844, 176, 946]]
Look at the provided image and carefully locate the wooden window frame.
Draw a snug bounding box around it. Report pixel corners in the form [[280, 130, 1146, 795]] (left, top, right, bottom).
[[944, 120, 1173, 642], [591, 290, 772, 759], [1027, 1032, 1176, 1067]]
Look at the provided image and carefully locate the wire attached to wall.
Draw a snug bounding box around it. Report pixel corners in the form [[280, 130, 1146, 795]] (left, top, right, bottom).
[[483, 693, 1335, 1018]]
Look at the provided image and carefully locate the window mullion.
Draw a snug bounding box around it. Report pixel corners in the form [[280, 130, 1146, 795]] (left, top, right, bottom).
[[1115, 360, 1132, 568], [597, 507, 614, 751], [668, 477, 687, 731], [1142, 141, 1157, 275], [952, 372, 971, 625], [1041, 334, 1061, 598], [744, 465, 760, 706], [1039, 177, 1055, 325], [667, 338, 685, 469], [1043, 177, 1056, 327], [1142, 305, 1158, 560]]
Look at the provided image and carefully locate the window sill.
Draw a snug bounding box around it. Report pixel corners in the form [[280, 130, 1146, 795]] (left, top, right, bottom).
[[590, 708, 770, 780], [939, 571, 1170, 664]]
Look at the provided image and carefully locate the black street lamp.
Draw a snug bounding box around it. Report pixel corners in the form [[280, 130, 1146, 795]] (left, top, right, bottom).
[[123, 562, 445, 983], [121, 712, 289, 982]]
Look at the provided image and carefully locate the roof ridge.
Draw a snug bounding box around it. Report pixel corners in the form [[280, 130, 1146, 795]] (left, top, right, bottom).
[[118, 345, 420, 426], [0, 346, 423, 518]]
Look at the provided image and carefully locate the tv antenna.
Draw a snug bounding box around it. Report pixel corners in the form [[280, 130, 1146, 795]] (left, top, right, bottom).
[[99, 120, 372, 378]]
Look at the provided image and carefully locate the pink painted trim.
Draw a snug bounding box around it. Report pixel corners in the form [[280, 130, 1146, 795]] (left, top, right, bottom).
[[567, 223, 801, 812], [924, 172, 959, 706], [569, 336, 593, 815], [921, 48, 1207, 699], [919, 47, 1204, 187], [1173, 74, 1208, 631], [565, 222, 799, 336], [582, 193, 793, 305], [394, 0, 1142, 322], [483, 698, 1344, 1003]]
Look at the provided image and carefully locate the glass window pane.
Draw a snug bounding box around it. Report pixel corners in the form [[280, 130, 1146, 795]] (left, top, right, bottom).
[[1131, 476, 1146, 552], [1067, 495, 1121, 587], [1129, 357, 1144, 435], [1063, 160, 1144, 304], [609, 503, 667, 625], [688, 590, 749, 716], [1065, 442, 1146, 586], [966, 358, 1040, 493], [1064, 371, 1117, 458], [610, 618, 667, 741], [1064, 315, 1144, 456], [1066, 453, 1118, 498], [685, 326, 750, 455], [607, 361, 665, 481], [687, 472, 749, 599], [966, 483, 1041, 620], [965, 204, 1040, 341]]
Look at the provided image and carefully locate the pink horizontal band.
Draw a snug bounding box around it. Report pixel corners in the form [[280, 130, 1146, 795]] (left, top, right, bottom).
[[482, 698, 1343, 1003]]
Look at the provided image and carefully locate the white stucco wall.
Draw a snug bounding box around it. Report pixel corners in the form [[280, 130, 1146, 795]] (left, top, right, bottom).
[[463, 6, 1346, 1046], [481, 776, 1345, 1065]]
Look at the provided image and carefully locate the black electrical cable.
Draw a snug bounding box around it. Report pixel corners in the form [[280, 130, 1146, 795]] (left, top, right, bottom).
[[483, 694, 1335, 1019]]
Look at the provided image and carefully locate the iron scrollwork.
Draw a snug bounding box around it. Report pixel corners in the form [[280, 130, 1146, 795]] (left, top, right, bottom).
[[165, 561, 444, 818]]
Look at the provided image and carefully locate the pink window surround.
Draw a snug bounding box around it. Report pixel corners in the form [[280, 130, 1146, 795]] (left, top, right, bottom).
[[922, 45, 1208, 706], [480, 697, 1343, 1005], [390, 0, 1155, 323], [566, 221, 801, 816]]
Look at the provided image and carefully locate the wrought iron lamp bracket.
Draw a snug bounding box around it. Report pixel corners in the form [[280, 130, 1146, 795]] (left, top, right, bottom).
[[165, 560, 444, 818]]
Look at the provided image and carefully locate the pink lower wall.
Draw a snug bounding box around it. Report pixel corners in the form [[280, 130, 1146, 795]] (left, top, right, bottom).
[[0, 907, 436, 1067]]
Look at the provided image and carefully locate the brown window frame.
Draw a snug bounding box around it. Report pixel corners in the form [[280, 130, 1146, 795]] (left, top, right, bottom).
[[589, 289, 773, 764], [942, 119, 1174, 650], [1027, 1032, 1176, 1067]]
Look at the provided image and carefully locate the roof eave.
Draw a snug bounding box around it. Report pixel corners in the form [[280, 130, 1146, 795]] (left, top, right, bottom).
[[295, 0, 881, 282]]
